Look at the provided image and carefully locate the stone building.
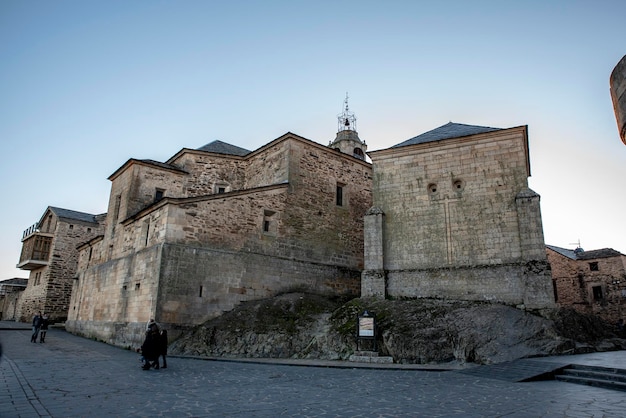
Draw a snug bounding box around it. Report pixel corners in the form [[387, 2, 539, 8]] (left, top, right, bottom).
[[547, 245, 626, 324], [0, 278, 27, 320], [362, 122, 555, 309], [610, 54, 626, 145], [66, 104, 372, 347], [15, 207, 104, 322]]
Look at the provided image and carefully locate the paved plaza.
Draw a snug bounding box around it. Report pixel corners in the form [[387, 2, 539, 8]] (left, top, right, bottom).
[[1, 321, 626, 417]]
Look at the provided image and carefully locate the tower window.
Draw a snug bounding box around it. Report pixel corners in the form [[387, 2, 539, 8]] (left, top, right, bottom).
[[336, 183, 345, 206], [263, 210, 277, 235], [589, 262, 599, 271], [155, 189, 165, 202], [353, 148, 365, 160]]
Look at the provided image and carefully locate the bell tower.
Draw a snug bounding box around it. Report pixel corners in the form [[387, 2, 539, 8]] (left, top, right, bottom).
[[328, 93, 367, 160]]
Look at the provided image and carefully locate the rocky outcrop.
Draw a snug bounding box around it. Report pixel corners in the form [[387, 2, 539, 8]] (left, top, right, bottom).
[[169, 293, 626, 365]]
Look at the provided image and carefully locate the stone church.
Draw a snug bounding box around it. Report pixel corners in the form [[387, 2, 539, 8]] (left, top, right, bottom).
[[66, 100, 372, 346], [10, 97, 556, 349], [362, 122, 555, 309]]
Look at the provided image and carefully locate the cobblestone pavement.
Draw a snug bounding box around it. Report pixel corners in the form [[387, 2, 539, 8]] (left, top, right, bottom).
[[1, 322, 626, 417]]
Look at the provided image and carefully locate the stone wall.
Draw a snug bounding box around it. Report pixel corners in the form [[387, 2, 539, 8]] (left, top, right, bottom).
[[170, 150, 247, 196], [365, 126, 554, 308]]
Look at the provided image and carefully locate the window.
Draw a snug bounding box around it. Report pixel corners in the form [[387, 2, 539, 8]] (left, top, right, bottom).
[[353, 148, 365, 160], [199, 286, 203, 297], [135, 283, 140, 290], [155, 189, 165, 202], [69, 224, 74, 230], [336, 183, 344, 206], [592, 285, 603, 301], [589, 262, 599, 271], [143, 220, 150, 246], [215, 183, 229, 194], [263, 210, 277, 235]]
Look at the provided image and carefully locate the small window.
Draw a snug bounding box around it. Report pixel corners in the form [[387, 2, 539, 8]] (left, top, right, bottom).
[[263, 210, 277, 235], [123, 285, 127, 291], [336, 184, 344, 206], [87, 228, 91, 233], [155, 189, 165, 202], [428, 183, 438, 194], [353, 148, 365, 160], [592, 285, 603, 301], [215, 183, 229, 194], [199, 286, 203, 297], [135, 283, 140, 290], [69, 224, 74, 230], [589, 262, 599, 271]]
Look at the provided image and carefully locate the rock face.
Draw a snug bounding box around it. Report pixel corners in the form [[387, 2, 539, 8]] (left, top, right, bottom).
[[169, 293, 626, 365]]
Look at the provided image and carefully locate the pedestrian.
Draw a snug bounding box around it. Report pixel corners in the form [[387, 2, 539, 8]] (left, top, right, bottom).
[[39, 313, 49, 343], [146, 318, 160, 332], [30, 311, 42, 343], [159, 329, 168, 369], [140, 322, 160, 370]]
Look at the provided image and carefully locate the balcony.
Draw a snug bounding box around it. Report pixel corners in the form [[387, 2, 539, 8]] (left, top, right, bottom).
[[17, 225, 53, 270]]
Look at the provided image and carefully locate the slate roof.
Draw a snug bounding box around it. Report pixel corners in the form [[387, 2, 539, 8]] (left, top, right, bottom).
[[392, 122, 502, 148], [546, 245, 624, 260], [48, 207, 100, 224], [197, 140, 251, 156]]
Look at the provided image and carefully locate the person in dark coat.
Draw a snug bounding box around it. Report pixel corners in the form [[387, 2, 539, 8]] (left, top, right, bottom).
[[39, 313, 49, 343], [31, 312, 42, 343], [140, 323, 160, 370], [158, 329, 168, 369]]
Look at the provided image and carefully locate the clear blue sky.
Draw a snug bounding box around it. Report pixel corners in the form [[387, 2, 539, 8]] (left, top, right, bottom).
[[1, 1, 625, 280]]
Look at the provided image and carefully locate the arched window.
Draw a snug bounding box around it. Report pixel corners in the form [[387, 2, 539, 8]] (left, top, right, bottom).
[[353, 148, 365, 160]]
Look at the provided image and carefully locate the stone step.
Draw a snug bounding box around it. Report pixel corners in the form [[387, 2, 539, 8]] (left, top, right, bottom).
[[561, 368, 626, 383], [555, 375, 626, 392], [353, 351, 379, 357], [348, 355, 394, 364], [555, 365, 626, 392]]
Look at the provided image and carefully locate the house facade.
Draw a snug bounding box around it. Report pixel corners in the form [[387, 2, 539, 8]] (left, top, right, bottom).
[[15, 207, 104, 322], [362, 122, 555, 309], [547, 245, 626, 324], [66, 115, 372, 347]]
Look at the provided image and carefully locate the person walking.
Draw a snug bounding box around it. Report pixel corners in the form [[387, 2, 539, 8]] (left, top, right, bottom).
[[159, 329, 168, 369], [39, 313, 50, 343], [30, 311, 42, 343], [140, 322, 160, 370]]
